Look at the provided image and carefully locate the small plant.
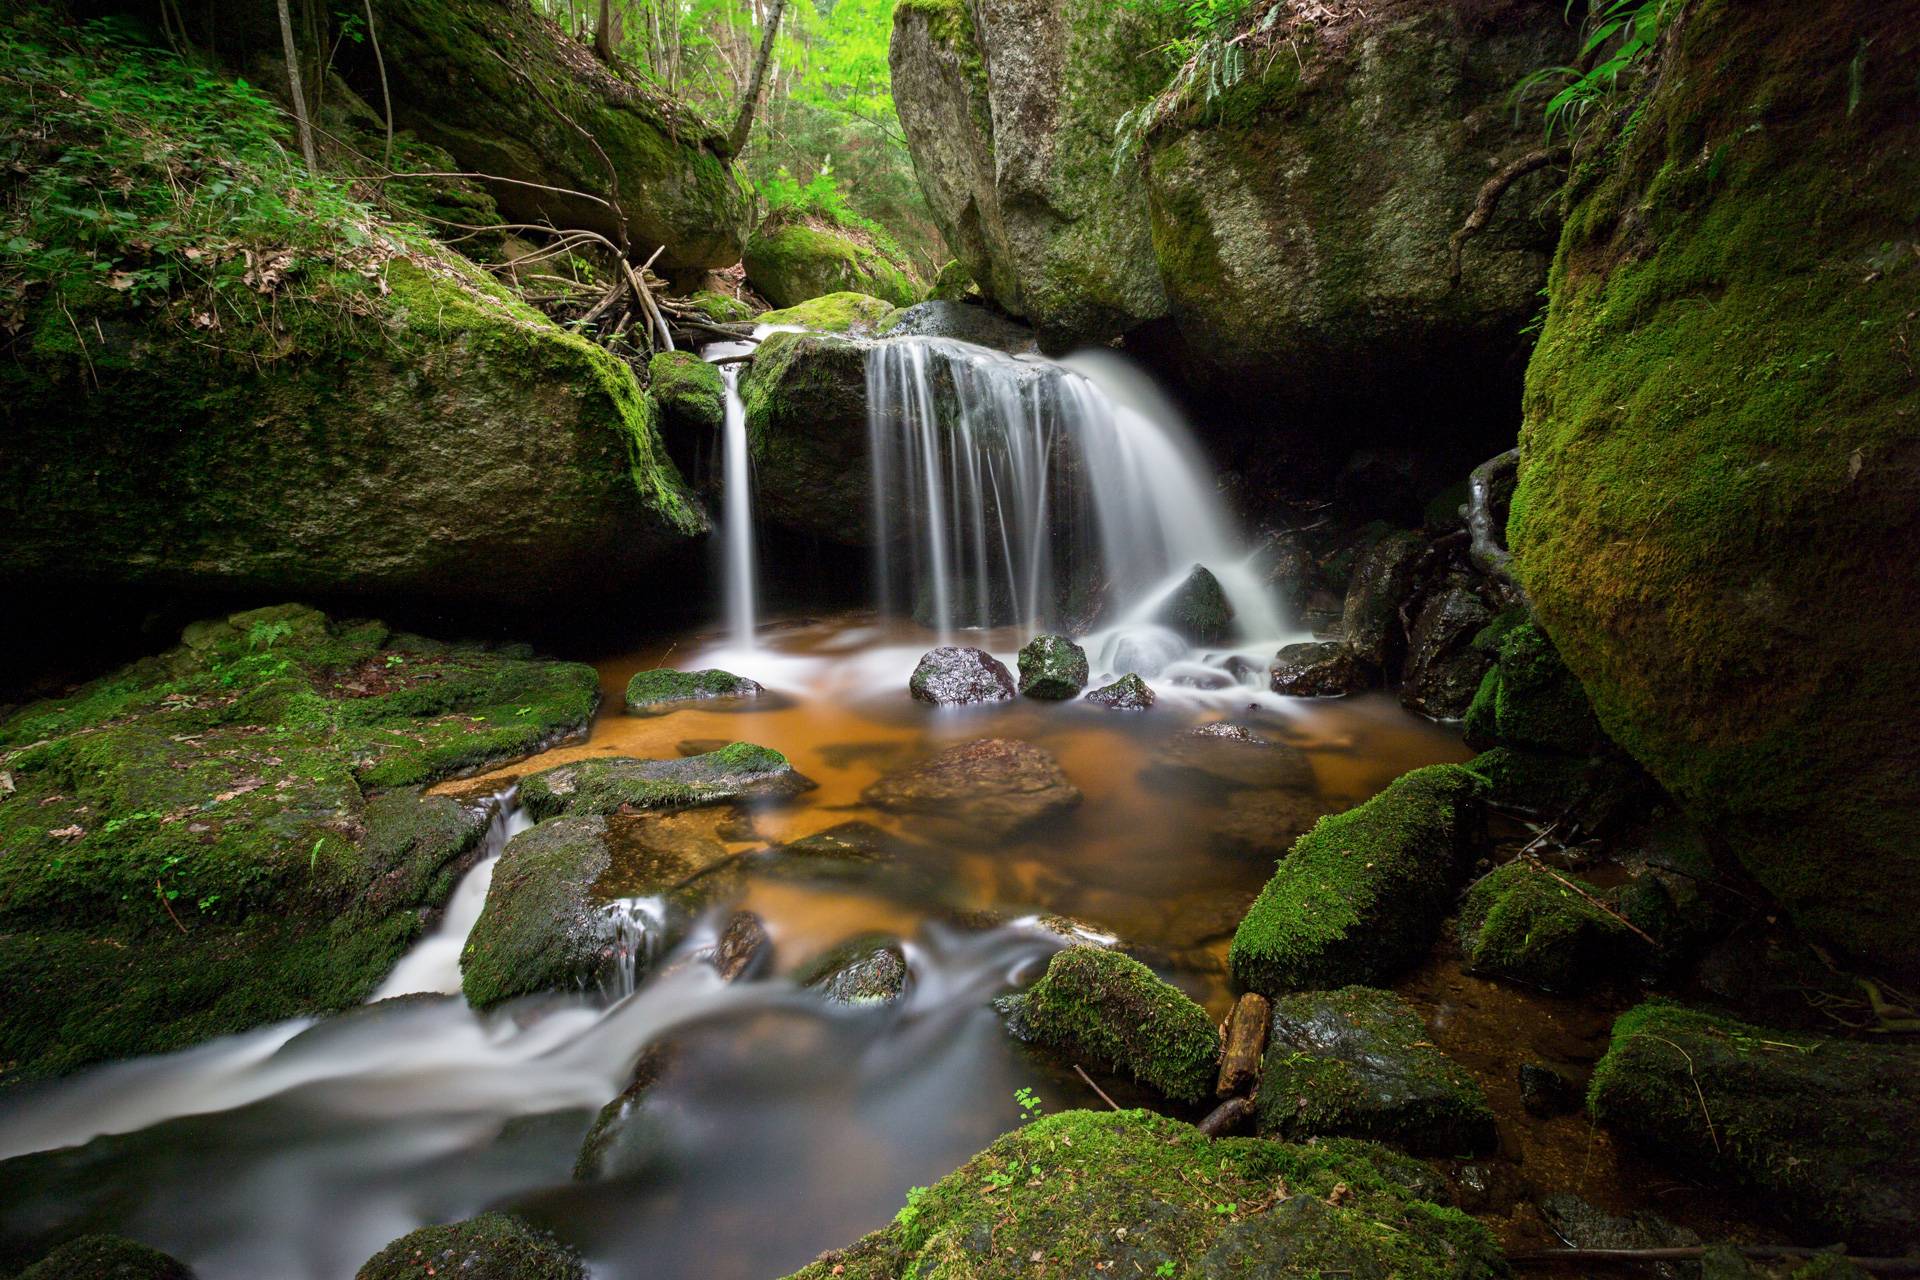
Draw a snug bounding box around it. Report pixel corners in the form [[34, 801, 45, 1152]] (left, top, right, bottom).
[[1014, 1085, 1044, 1121], [1510, 0, 1678, 142], [1214, 1202, 1236, 1216], [983, 1169, 1015, 1191], [1156, 1263, 1177, 1278], [893, 1185, 929, 1232], [248, 619, 294, 651]]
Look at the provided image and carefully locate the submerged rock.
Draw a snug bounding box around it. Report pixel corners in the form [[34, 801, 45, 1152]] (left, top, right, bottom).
[[355, 1211, 585, 1280], [1209, 788, 1343, 862], [1153, 565, 1235, 645], [908, 646, 1017, 705], [799, 934, 910, 1006], [1230, 764, 1486, 994], [518, 745, 811, 820], [1517, 1064, 1578, 1118], [624, 667, 765, 713], [1256, 986, 1495, 1157], [0, 605, 594, 1084], [708, 911, 771, 983], [1589, 1002, 1920, 1252], [14, 1235, 194, 1280], [1147, 723, 1314, 793], [744, 220, 921, 308], [780, 1110, 1501, 1279], [1270, 641, 1369, 697], [574, 1044, 676, 1181], [863, 738, 1080, 837], [1457, 860, 1648, 992], [1017, 634, 1090, 700], [1009, 946, 1218, 1105], [1084, 673, 1155, 710]]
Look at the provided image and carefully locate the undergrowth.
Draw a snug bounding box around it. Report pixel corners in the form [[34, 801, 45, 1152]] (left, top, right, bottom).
[[1511, 0, 1679, 142]]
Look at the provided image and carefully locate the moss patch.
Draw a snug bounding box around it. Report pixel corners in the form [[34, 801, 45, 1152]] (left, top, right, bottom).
[[517, 744, 808, 821], [648, 351, 726, 439], [355, 1211, 586, 1280], [1458, 860, 1644, 992], [756, 291, 901, 335], [623, 667, 762, 712], [1014, 946, 1218, 1105], [745, 221, 921, 310], [13, 1234, 192, 1280]]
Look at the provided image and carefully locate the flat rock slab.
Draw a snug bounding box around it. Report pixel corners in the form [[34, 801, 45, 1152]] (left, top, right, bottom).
[[862, 738, 1080, 837], [624, 667, 764, 713], [1146, 724, 1315, 792], [520, 744, 814, 820]]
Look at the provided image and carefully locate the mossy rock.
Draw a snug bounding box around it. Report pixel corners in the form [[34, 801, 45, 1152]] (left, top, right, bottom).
[[798, 934, 910, 1006], [1084, 673, 1155, 710], [648, 351, 726, 440], [926, 258, 978, 303], [1457, 860, 1645, 992], [757, 291, 902, 335], [780, 1109, 1502, 1279], [354, 1211, 585, 1280], [14, 1234, 194, 1279], [1153, 565, 1235, 645], [1256, 987, 1496, 1156], [1588, 1002, 1920, 1251], [1506, 1, 1920, 974], [744, 220, 921, 310], [738, 329, 876, 543], [1230, 764, 1486, 995], [623, 666, 763, 713], [0, 605, 595, 1084], [1017, 634, 1090, 700], [1461, 622, 1603, 757], [1011, 945, 1217, 1105], [682, 290, 756, 323], [518, 745, 810, 821], [1464, 746, 1648, 834]]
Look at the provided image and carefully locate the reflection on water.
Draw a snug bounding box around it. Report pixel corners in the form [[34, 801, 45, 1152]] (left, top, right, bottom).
[[0, 613, 1475, 1280]]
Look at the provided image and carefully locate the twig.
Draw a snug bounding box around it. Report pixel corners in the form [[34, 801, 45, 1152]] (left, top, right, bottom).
[[1511, 1246, 1920, 1274], [156, 880, 189, 934], [1072, 1063, 1122, 1111], [710, 351, 753, 366], [1532, 860, 1662, 948], [1449, 146, 1570, 285], [361, 0, 392, 168], [1635, 1032, 1719, 1153], [623, 245, 673, 351], [348, 171, 615, 208]]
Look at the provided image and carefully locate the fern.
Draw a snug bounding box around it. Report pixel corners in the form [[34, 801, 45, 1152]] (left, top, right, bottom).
[[1511, 0, 1678, 142]]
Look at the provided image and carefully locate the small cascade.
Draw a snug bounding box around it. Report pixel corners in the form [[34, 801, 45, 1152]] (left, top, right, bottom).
[[598, 895, 669, 1001], [864, 337, 1283, 650], [370, 789, 530, 1001], [706, 338, 760, 651]]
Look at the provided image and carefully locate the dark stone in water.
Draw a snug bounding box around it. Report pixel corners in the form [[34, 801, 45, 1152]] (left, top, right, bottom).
[[1518, 1062, 1579, 1117], [908, 645, 1016, 705], [799, 934, 910, 1005], [15, 1235, 194, 1280], [625, 667, 763, 713], [1084, 673, 1154, 709], [881, 300, 1037, 353], [356, 1211, 587, 1280], [1016, 634, 1089, 700], [1535, 1193, 1700, 1275], [1270, 640, 1369, 697], [1400, 581, 1493, 719], [1208, 788, 1339, 860], [1153, 564, 1234, 644], [1148, 725, 1314, 792], [863, 738, 1080, 837], [574, 1044, 678, 1181], [709, 911, 770, 982]]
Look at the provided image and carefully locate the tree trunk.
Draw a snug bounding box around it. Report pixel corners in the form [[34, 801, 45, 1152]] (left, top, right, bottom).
[[726, 0, 787, 157], [276, 0, 318, 173], [593, 0, 617, 62]]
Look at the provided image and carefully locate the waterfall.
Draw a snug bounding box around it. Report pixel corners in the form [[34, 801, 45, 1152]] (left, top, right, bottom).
[[706, 339, 760, 651], [864, 336, 1283, 648], [370, 789, 530, 1000]]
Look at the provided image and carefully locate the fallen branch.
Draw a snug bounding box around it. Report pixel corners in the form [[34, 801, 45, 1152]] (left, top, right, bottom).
[[710, 352, 753, 366], [1449, 146, 1569, 285], [1511, 1246, 1920, 1274], [156, 880, 189, 934], [626, 244, 673, 351], [1073, 1064, 1122, 1111]]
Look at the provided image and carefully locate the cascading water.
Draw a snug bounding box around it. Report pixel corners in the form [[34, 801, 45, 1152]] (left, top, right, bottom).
[[864, 336, 1287, 670], [705, 337, 760, 651]]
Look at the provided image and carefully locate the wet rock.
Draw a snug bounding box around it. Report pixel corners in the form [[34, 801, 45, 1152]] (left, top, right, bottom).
[[738, 331, 875, 544], [647, 350, 725, 447], [1208, 788, 1340, 861], [1400, 583, 1493, 719], [778, 1111, 1500, 1280], [355, 1211, 586, 1280], [745, 219, 921, 308], [1256, 986, 1495, 1156], [882, 300, 1037, 353], [1083, 672, 1155, 709], [1340, 530, 1426, 672], [573, 1043, 676, 1181], [1457, 860, 1647, 993], [908, 646, 1017, 706], [1518, 1063, 1579, 1118], [1590, 1003, 1920, 1251], [1218, 654, 1264, 684], [1017, 634, 1090, 700], [624, 667, 763, 713], [1465, 746, 1650, 836], [1153, 565, 1234, 645], [1231, 764, 1486, 993], [15, 1235, 194, 1280], [778, 820, 915, 863], [799, 934, 910, 1006], [709, 911, 770, 982], [1536, 1193, 1700, 1270], [518, 745, 812, 820], [1158, 886, 1259, 949], [1257, 530, 1320, 617], [1463, 618, 1605, 756], [863, 738, 1080, 837], [1147, 724, 1313, 792], [1009, 946, 1218, 1104], [1270, 641, 1370, 697]]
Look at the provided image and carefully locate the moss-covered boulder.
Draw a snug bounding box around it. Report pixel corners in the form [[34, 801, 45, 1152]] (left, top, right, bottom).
[[518, 745, 811, 821], [782, 1109, 1502, 1280], [1457, 859, 1648, 992], [14, 1235, 194, 1280], [799, 934, 911, 1006], [682, 290, 756, 324], [926, 258, 979, 303], [1256, 987, 1496, 1156], [1230, 764, 1486, 994], [744, 219, 921, 309], [623, 667, 763, 713], [0, 605, 597, 1084], [648, 350, 727, 441], [0, 26, 705, 606], [355, 1211, 585, 1280], [757, 291, 901, 335], [1462, 621, 1603, 757], [1589, 1002, 1920, 1251], [1016, 635, 1090, 700], [1153, 565, 1235, 645], [352, 0, 748, 270], [1010, 946, 1218, 1104], [739, 329, 876, 543], [1509, 0, 1920, 973]]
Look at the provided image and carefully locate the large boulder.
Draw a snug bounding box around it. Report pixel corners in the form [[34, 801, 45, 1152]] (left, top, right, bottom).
[[1457, 859, 1650, 992], [1507, 0, 1920, 977], [744, 218, 922, 309], [739, 330, 875, 544], [1230, 764, 1485, 994], [863, 738, 1080, 837], [14, 1235, 194, 1280], [0, 605, 597, 1083], [782, 1110, 1502, 1280], [1153, 565, 1235, 645], [1589, 1002, 1920, 1251], [1009, 945, 1219, 1104], [1270, 641, 1370, 697], [356, 1212, 585, 1280], [353, 0, 749, 271]]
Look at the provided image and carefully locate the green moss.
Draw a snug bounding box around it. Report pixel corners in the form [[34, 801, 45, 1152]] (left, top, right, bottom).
[[1256, 987, 1496, 1156], [1507, 1, 1920, 973], [926, 258, 977, 303], [1229, 764, 1486, 995], [459, 816, 613, 1010], [1457, 860, 1640, 992], [1589, 1001, 1920, 1251], [1016, 946, 1217, 1104], [757, 291, 901, 335], [13, 1234, 192, 1280], [745, 222, 921, 310], [647, 351, 726, 438], [623, 667, 761, 712], [1016, 635, 1090, 700], [683, 290, 756, 323], [516, 744, 806, 821], [355, 1211, 586, 1280], [781, 1109, 1502, 1280], [1461, 623, 1603, 756], [736, 329, 876, 544]]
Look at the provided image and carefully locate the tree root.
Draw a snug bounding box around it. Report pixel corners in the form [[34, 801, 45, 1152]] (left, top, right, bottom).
[[1449, 146, 1570, 285]]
